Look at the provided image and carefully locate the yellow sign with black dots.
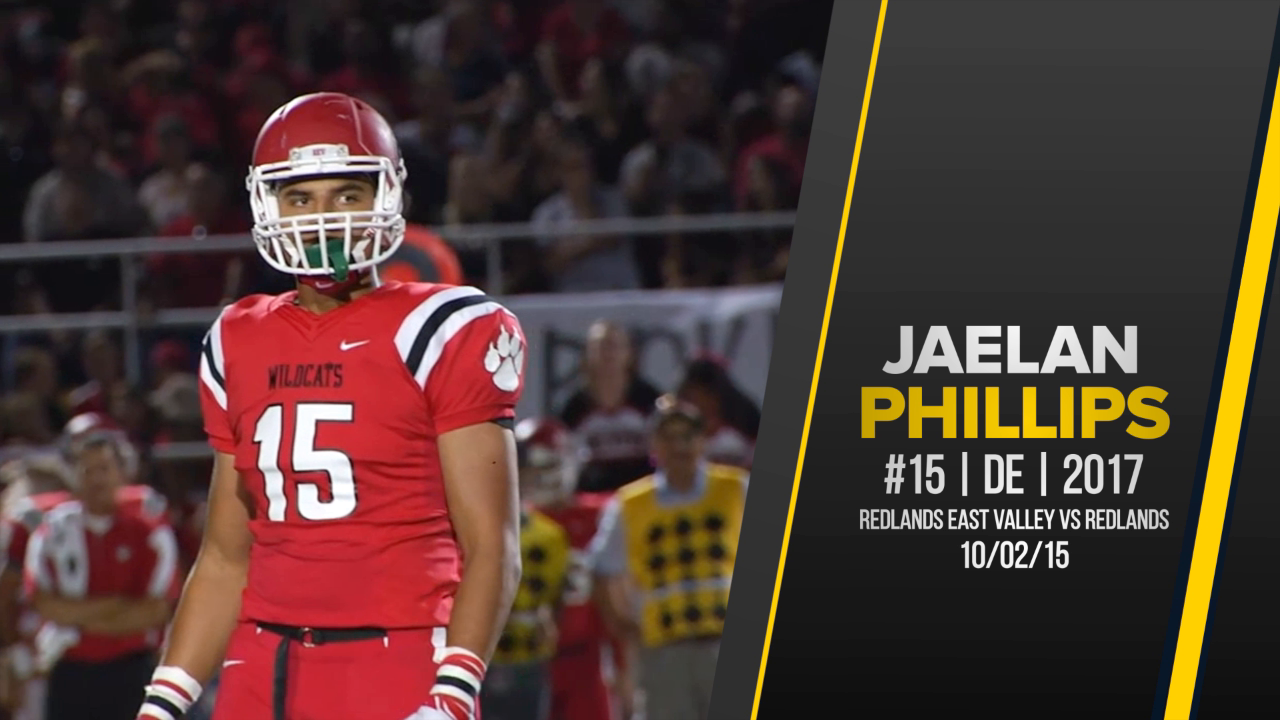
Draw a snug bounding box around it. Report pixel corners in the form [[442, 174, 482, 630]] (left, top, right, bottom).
[[619, 464, 746, 648]]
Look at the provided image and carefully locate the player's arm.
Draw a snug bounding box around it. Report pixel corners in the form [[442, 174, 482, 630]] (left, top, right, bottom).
[[136, 452, 250, 720], [406, 296, 526, 720], [138, 313, 248, 720], [439, 422, 522, 660], [153, 453, 251, 676], [424, 422, 521, 720]]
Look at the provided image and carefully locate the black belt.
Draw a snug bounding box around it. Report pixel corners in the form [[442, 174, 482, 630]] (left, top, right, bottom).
[[256, 622, 387, 720]]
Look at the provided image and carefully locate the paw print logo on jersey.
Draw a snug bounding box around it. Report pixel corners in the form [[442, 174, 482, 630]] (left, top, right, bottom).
[[484, 322, 524, 392]]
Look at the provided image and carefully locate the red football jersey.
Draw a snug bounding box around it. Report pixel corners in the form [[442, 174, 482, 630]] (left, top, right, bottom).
[[23, 501, 181, 662], [541, 492, 612, 650], [197, 282, 526, 629]]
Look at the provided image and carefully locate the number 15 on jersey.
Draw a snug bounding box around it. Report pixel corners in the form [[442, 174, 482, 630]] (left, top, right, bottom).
[[253, 402, 357, 522]]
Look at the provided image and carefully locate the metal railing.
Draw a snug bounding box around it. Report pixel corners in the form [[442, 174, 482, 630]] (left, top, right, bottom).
[[0, 211, 797, 385]]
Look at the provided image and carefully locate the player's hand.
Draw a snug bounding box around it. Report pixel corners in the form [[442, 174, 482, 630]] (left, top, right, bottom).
[[414, 645, 486, 720]]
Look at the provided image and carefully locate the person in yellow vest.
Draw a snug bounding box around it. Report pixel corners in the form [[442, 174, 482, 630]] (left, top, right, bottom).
[[588, 395, 748, 720], [480, 467, 572, 720]]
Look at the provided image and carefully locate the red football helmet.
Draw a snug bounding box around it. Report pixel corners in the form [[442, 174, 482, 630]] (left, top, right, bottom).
[[514, 417, 582, 507], [61, 412, 139, 480], [246, 92, 407, 283]]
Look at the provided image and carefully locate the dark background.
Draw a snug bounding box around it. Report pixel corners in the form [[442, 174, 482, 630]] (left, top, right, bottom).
[[710, 1, 1280, 718]]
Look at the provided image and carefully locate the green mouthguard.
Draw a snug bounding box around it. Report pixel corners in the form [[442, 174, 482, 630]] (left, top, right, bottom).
[[304, 237, 351, 282]]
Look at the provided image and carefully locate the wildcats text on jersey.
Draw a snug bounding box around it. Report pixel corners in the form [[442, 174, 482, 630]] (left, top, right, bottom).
[[267, 363, 345, 390]]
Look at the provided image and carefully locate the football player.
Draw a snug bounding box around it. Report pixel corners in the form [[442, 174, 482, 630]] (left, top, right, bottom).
[[515, 418, 623, 720], [0, 415, 168, 720], [24, 430, 181, 720], [136, 92, 526, 720]]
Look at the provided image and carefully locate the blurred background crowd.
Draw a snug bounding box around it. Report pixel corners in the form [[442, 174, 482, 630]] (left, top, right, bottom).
[[0, 0, 828, 717], [0, 0, 827, 452]]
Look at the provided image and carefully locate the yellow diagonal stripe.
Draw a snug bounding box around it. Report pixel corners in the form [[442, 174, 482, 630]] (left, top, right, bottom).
[[1163, 65, 1280, 720], [748, 2, 889, 718]]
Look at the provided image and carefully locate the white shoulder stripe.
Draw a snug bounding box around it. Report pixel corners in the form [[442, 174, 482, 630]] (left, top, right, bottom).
[[415, 302, 507, 389], [198, 355, 226, 411], [395, 286, 513, 389], [199, 306, 232, 411], [394, 286, 485, 363]]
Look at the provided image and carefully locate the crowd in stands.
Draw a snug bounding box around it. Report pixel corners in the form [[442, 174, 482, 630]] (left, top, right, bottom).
[[0, 0, 822, 456], [1, 0, 826, 313]]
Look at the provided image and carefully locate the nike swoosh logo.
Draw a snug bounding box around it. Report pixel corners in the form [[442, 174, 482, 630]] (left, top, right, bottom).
[[339, 340, 370, 351], [222, 660, 245, 668]]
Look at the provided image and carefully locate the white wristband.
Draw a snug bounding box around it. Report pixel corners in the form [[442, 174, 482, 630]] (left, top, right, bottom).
[[138, 665, 203, 720], [430, 646, 487, 716]]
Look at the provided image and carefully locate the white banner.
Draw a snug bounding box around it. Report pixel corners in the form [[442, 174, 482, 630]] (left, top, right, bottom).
[[505, 283, 783, 419]]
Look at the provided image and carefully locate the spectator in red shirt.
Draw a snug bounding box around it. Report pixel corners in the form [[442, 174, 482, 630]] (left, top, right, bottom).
[[733, 82, 812, 209], [536, 0, 631, 109], [24, 433, 179, 720]]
